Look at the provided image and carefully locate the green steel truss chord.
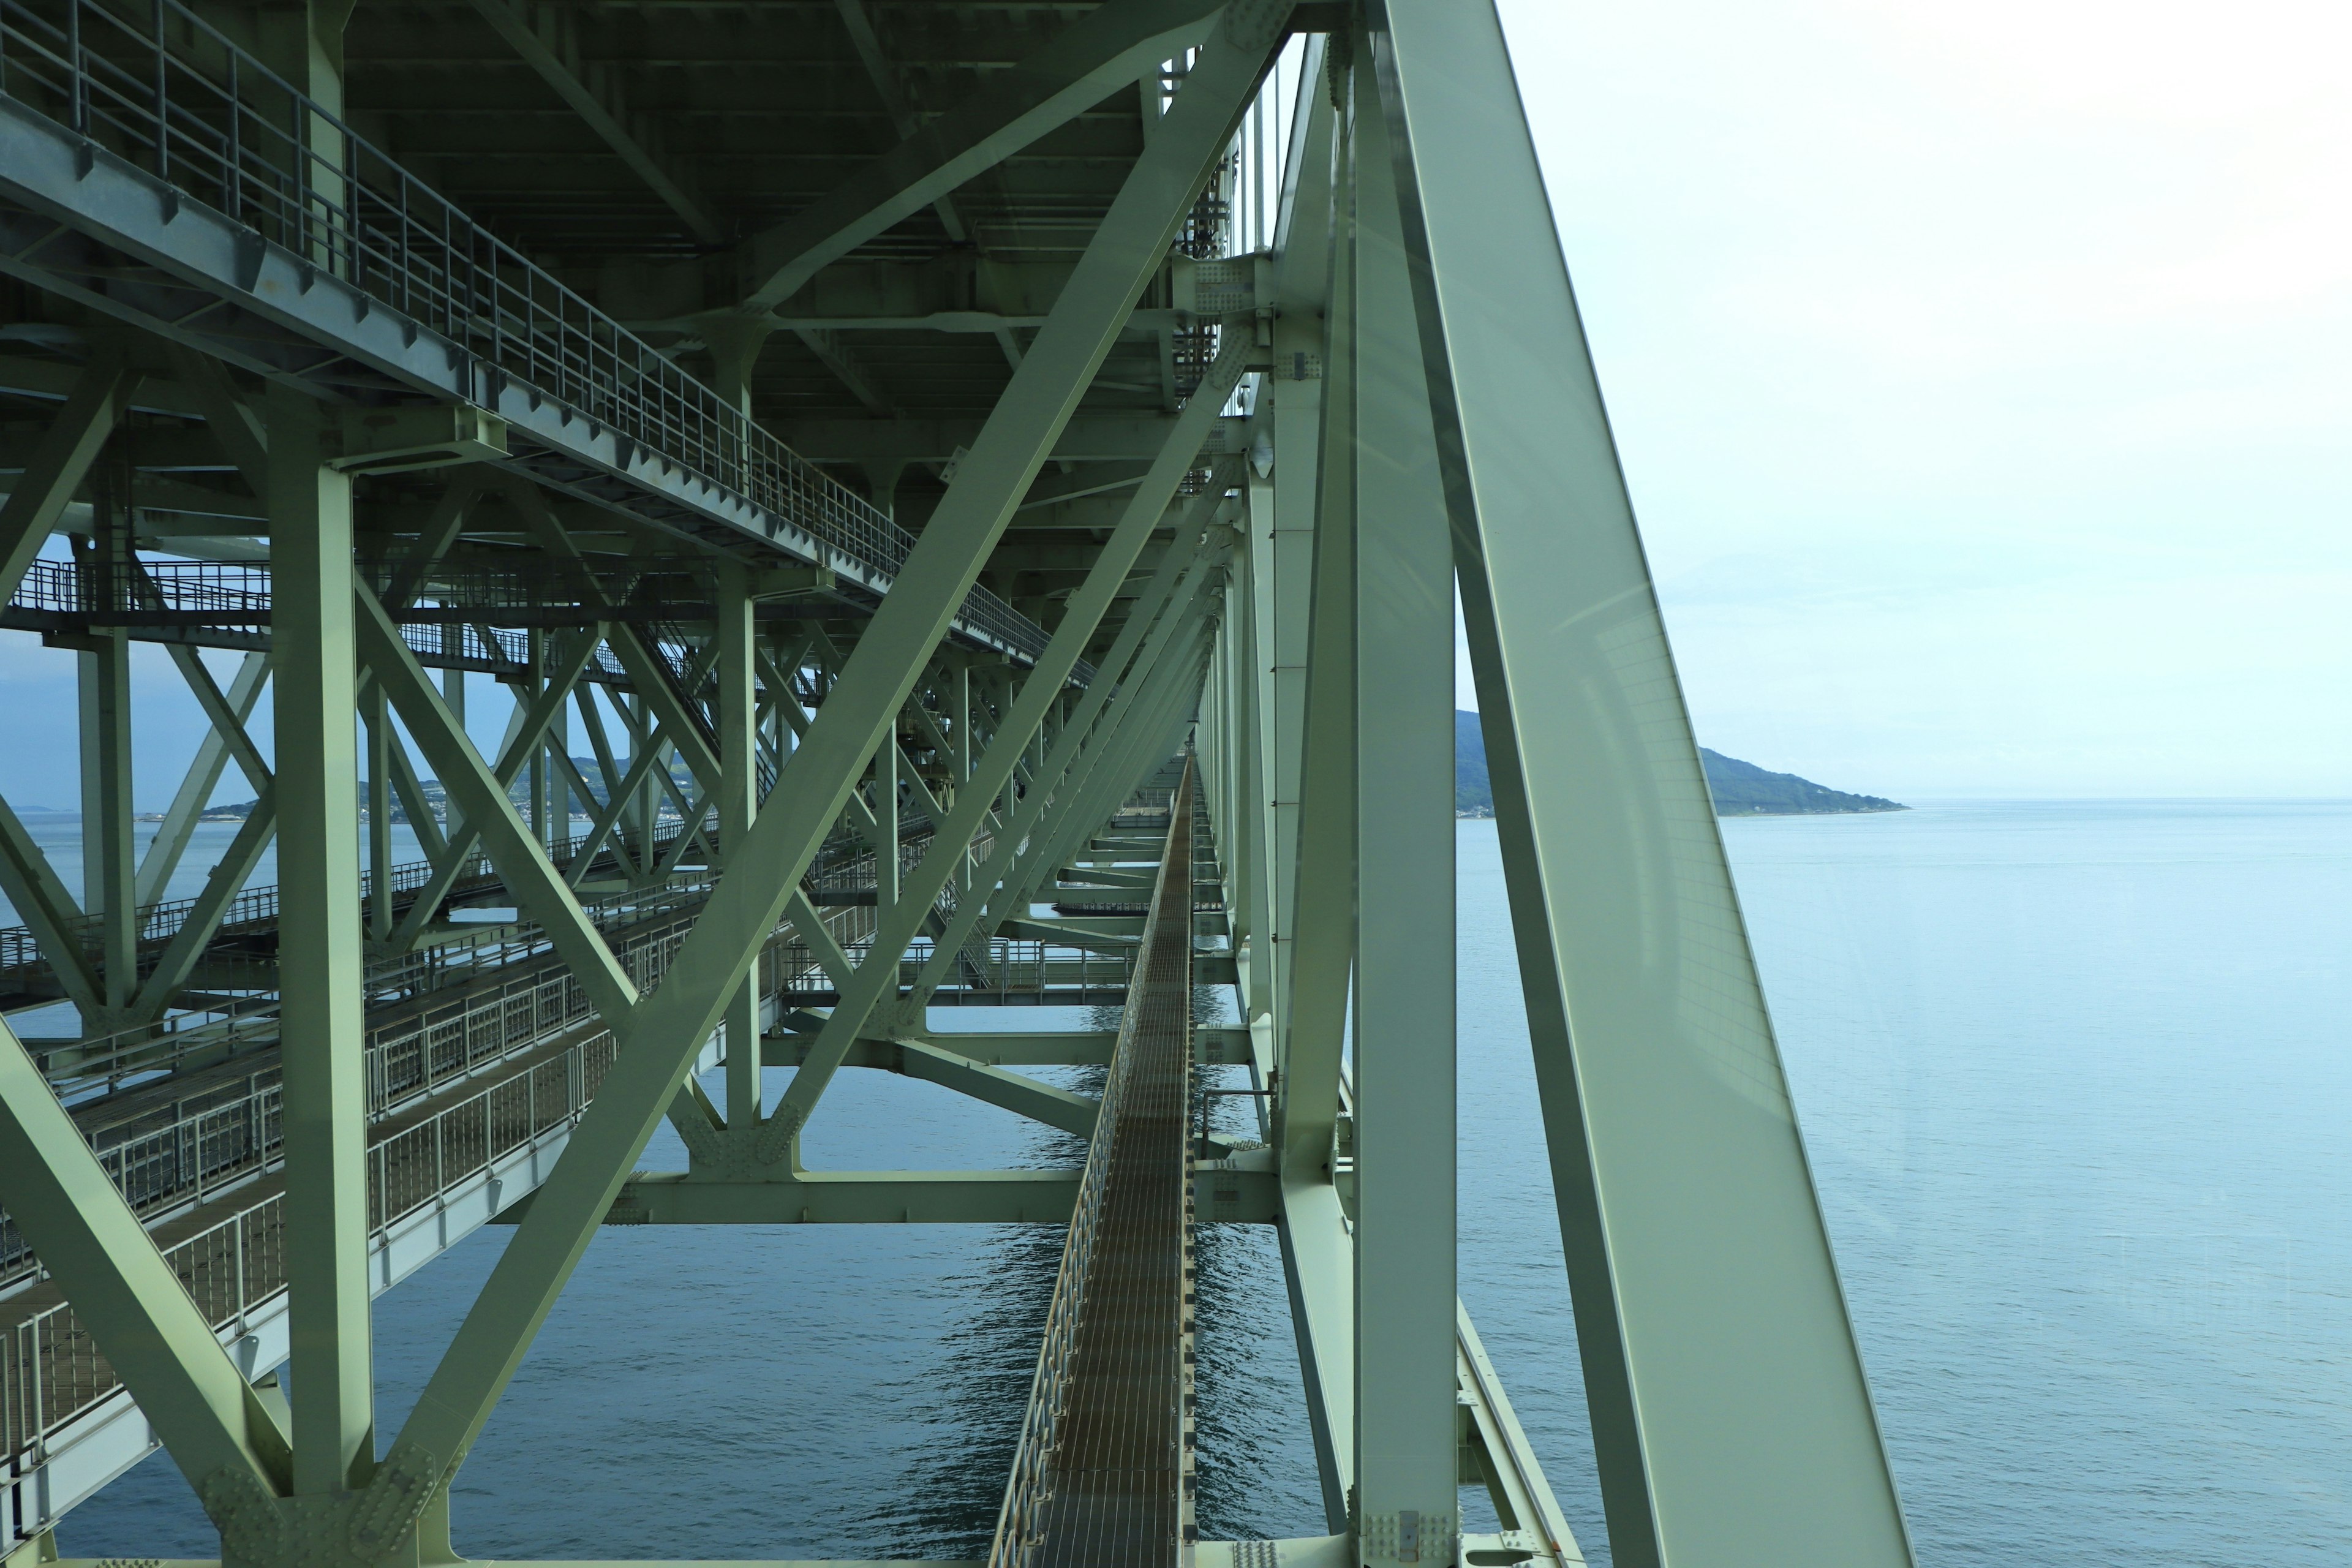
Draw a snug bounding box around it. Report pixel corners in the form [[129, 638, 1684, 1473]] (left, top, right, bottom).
[[0, 347, 132, 603], [763, 341, 1254, 1144], [1371, 2, 1915, 1562], [379, 13, 1286, 1493], [724, 0, 1230, 314], [354, 591, 641, 1028], [0, 2, 1923, 1559], [130, 785, 279, 1020], [908, 527, 1229, 999], [1276, 59, 1358, 1186], [135, 650, 273, 908], [1347, 72, 1457, 1562], [0, 794, 104, 1019], [1255, 30, 1337, 1087]]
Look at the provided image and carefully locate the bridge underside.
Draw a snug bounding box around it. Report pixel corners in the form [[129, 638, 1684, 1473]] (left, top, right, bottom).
[[0, 3, 1914, 1567]]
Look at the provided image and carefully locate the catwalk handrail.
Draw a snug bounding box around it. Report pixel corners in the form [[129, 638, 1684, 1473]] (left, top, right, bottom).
[[0, 0, 1055, 663], [0, 1013, 622, 1470], [986, 774, 1191, 1568], [0, 881, 741, 1289], [0, 813, 990, 1284], [0, 816, 697, 1027]]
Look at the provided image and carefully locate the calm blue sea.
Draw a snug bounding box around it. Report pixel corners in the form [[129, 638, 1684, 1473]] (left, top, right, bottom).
[[57, 801, 2352, 1564]]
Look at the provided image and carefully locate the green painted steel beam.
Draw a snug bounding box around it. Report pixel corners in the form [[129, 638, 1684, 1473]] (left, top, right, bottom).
[[135, 650, 271, 908], [756, 255, 1259, 1145], [1276, 105, 1357, 1183], [499, 1171, 1087, 1226], [717, 565, 763, 1131], [355, 595, 639, 1027], [896, 1039, 1099, 1138], [1348, 75, 1457, 1561], [724, 0, 1226, 312], [0, 1015, 291, 1499], [1372, 2, 1913, 1561], [378, 18, 1282, 1487], [0, 794, 104, 1018], [0, 347, 130, 601], [266, 388, 375, 1494]]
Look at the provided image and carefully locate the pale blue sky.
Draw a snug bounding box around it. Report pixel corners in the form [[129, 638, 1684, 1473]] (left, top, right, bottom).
[[1461, 0, 2351, 797], [1, 1, 2342, 809]]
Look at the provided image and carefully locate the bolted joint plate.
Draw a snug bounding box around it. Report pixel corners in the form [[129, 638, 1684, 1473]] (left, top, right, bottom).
[[1360, 1510, 1458, 1568], [1219, 0, 1297, 51], [202, 1442, 443, 1568]]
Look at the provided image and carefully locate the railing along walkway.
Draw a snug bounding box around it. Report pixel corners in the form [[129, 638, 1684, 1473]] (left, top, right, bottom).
[[0, 0, 1062, 664], [0, 1000, 627, 1544], [990, 766, 1197, 1568], [0, 876, 861, 1543]]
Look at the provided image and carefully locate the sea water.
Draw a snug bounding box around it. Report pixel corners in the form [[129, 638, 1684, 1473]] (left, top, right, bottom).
[[56, 801, 2352, 1564]]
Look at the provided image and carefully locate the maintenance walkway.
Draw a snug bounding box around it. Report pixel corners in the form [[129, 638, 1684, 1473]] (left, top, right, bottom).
[[0, 808, 1129, 1542], [990, 762, 1197, 1568]]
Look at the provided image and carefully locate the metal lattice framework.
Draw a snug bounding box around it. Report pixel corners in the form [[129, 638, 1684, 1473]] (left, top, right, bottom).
[[0, 2, 1915, 1567]]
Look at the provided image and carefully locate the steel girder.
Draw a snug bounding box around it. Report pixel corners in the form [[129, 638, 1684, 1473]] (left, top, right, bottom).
[[370, 14, 1285, 1521], [0, 2, 1911, 1566], [1189, 10, 1912, 1567]]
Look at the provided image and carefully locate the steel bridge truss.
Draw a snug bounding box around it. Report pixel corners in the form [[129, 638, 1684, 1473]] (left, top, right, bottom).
[[0, 2, 1915, 1567]]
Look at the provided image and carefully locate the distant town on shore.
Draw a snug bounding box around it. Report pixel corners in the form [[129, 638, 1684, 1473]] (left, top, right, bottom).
[[1455, 710, 1906, 819]]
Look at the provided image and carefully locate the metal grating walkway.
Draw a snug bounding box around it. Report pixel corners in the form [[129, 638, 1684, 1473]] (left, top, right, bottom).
[[992, 763, 1197, 1568]]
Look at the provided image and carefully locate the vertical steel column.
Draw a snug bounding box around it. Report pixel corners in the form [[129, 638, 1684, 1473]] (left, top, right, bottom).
[[440, 664, 466, 841], [704, 318, 774, 420], [1280, 62, 1358, 1185], [1262, 39, 1336, 1075], [1216, 548, 1258, 974], [1350, 69, 1457, 1564], [77, 470, 137, 1029], [266, 387, 374, 1493], [254, 0, 355, 273], [545, 648, 570, 856], [717, 568, 761, 1128], [365, 685, 392, 941], [873, 728, 900, 914], [1240, 467, 1279, 1026], [525, 631, 549, 851], [627, 691, 655, 877], [952, 658, 976, 892], [75, 617, 135, 1028], [1272, 51, 1360, 1528]]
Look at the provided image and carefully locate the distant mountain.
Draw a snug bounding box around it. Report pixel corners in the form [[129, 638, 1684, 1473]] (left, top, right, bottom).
[[1694, 748, 1904, 815], [1455, 710, 1902, 817]]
